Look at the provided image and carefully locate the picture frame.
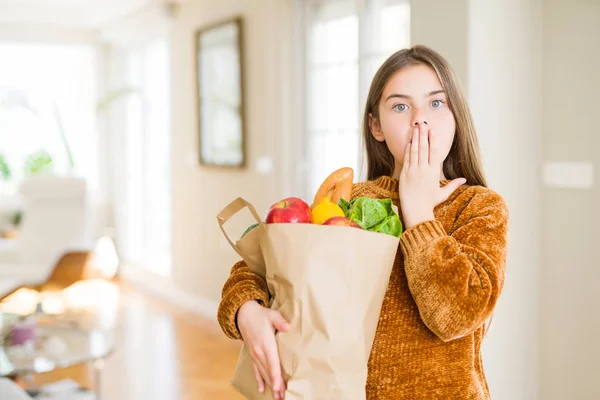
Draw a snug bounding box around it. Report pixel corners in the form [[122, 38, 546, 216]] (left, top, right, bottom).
[[195, 17, 246, 168]]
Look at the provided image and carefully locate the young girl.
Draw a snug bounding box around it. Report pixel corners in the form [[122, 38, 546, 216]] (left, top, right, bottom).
[[217, 45, 508, 399]]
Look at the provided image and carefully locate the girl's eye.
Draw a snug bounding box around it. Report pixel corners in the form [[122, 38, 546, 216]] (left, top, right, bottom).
[[431, 99, 445, 108], [393, 104, 408, 112]]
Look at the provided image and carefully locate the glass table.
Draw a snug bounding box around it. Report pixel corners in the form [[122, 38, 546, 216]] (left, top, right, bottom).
[[0, 313, 115, 399]]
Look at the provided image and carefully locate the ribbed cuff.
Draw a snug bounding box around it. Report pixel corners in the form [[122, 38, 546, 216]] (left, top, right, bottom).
[[400, 219, 446, 255], [217, 281, 269, 340]]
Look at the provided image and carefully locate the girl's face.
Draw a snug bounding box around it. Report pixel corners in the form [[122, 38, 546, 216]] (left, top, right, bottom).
[[369, 64, 456, 178]]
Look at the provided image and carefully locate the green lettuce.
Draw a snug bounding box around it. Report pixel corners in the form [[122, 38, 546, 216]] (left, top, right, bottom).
[[371, 215, 403, 237], [338, 198, 351, 216], [338, 196, 403, 238], [347, 197, 388, 229]]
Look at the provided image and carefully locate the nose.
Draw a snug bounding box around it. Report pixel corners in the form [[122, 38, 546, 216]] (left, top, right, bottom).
[[411, 110, 428, 127]]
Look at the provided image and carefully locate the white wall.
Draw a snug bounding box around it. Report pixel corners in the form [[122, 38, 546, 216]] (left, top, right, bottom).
[[169, 0, 296, 306], [410, 0, 469, 85], [541, 0, 600, 398], [0, 25, 97, 44]]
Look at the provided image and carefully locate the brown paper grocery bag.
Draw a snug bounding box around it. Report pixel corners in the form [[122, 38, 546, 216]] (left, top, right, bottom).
[[218, 197, 399, 400], [217, 197, 267, 279]]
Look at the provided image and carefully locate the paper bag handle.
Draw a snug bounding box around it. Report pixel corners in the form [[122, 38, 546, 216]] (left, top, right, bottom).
[[216, 197, 266, 259]]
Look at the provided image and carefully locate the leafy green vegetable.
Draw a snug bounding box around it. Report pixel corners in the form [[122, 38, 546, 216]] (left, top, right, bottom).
[[348, 197, 388, 229], [378, 199, 393, 216], [371, 215, 403, 237], [338, 198, 351, 216], [338, 196, 403, 238]]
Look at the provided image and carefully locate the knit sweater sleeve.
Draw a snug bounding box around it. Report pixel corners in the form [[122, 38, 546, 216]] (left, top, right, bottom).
[[400, 188, 509, 342], [217, 260, 270, 340]]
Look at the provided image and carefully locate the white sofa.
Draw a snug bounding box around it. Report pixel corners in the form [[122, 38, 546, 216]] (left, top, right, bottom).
[[0, 176, 93, 296], [0, 378, 33, 399]]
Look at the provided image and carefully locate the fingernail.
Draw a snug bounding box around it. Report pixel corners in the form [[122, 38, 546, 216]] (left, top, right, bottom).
[[258, 386, 264, 393]]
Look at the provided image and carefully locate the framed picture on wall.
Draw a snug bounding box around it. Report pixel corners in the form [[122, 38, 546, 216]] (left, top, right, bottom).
[[195, 17, 246, 168]]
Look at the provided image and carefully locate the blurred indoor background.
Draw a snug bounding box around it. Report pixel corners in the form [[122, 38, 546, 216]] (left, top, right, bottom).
[[0, 0, 597, 399]]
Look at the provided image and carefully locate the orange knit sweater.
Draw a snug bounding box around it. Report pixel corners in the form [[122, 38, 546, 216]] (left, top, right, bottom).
[[217, 176, 509, 399]]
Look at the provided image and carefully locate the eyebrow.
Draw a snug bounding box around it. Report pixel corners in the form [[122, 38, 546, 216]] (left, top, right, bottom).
[[385, 90, 446, 102]]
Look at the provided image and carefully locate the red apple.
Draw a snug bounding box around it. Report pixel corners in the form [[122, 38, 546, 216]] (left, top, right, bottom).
[[265, 197, 312, 224], [322, 216, 363, 229]]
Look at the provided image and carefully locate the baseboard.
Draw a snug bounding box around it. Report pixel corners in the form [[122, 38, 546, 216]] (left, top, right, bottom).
[[119, 263, 219, 322]]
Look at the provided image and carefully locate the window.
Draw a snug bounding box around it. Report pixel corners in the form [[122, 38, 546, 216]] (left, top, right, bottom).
[[304, 0, 410, 198], [121, 39, 171, 277], [0, 44, 97, 196]]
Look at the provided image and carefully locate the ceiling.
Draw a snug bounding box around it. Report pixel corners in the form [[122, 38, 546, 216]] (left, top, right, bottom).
[[0, 0, 153, 29]]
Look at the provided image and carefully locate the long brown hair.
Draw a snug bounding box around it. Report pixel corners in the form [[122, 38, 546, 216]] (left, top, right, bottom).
[[362, 45, 487, 188]]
